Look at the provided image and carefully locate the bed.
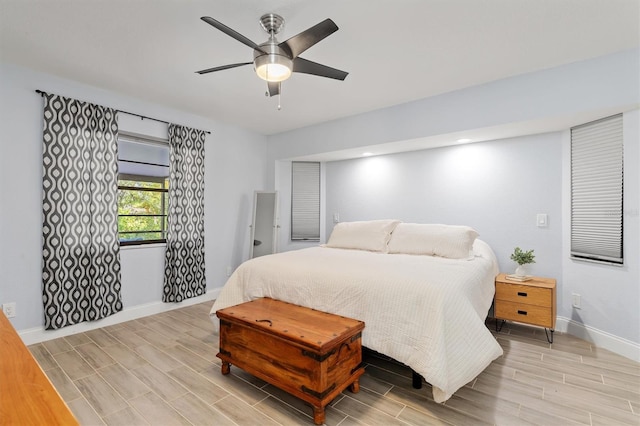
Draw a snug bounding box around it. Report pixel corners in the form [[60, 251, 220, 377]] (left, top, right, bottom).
[[209, 220, 503, 402]]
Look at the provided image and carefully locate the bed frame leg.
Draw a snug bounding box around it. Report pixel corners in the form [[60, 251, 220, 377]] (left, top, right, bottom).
[[412, 371, 423, 389]]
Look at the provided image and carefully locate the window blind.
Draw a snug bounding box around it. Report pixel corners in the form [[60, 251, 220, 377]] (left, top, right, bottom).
[[291, 161, 320, 241], [118, 136, 169, 178], [570, 114, 623, 264]]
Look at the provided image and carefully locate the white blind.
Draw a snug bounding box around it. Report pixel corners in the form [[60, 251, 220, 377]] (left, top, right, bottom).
[[571, 114, 623, 264], [291, 161, 320, 241], [118, 136, 169, 178]]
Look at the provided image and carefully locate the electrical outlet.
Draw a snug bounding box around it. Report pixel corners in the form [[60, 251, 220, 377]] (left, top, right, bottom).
[[572, 293, 581, 309], [2, 302, 16, 318]]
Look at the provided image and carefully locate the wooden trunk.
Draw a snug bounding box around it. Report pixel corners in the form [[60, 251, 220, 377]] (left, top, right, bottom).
[[216, 298, 365, 425]]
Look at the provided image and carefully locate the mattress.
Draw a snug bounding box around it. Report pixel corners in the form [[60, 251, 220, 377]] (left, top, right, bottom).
[[209, 239, 503, 402]]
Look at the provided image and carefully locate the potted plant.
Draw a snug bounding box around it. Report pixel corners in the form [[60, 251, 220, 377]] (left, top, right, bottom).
[[510, 247, 535, 277]]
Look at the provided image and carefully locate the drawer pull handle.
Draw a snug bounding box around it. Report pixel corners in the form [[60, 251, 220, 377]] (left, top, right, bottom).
[[517, 310, 528, 316], [517, 292, 528, 297], [256, 319, 272, 327]]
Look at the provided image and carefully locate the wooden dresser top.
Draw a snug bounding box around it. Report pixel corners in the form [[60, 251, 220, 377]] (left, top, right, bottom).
[[0, 312, 78, 425]]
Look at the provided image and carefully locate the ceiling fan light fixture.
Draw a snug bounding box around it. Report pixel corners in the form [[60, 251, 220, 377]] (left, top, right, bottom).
[[254, 54, 292, 82]]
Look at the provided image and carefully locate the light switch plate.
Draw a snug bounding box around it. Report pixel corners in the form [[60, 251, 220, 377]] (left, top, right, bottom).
[[536, 213, 548, 227]]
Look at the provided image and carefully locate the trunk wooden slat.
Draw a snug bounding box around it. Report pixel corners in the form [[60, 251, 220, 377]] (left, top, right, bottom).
[[216, 298, 365, 425]]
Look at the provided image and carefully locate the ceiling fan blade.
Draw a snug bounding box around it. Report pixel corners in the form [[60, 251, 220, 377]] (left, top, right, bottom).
[[267, 81, 280, 97], [201, 17, 267, 54], [196, 62, 252, 74], [279, 18, 338, 59], [292, 57, 348, 81]]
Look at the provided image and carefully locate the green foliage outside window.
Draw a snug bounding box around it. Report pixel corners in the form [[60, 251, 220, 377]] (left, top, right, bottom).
[[118, 178, 168, 243]]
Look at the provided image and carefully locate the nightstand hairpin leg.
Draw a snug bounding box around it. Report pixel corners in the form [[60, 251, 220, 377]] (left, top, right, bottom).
[[495, 319, 506, 332], [545, 328, 554, 344]]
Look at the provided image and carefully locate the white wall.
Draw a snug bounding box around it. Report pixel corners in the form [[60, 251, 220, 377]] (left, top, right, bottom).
[[324, 132, 563, 281], [0, 62, 268, 333], [266, 49, 639, 167], [561, 109, 640, 347], [267, 49, 640, 357]]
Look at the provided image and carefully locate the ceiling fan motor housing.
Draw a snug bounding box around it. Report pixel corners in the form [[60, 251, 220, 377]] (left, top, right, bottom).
[[253, 42, 293, 82]]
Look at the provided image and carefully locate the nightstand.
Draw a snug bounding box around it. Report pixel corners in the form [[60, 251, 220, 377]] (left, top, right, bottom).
[[494, 273, 556, 343]]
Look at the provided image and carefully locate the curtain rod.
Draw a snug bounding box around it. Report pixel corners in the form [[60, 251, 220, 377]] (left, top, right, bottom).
[[35, 89, 211, 134]]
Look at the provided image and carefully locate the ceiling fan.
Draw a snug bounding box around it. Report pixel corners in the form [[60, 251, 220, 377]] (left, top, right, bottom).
[[196, 13, 348, 106]]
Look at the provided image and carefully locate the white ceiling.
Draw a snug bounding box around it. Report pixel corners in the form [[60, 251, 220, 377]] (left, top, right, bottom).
[[1, 0, 638, 136]]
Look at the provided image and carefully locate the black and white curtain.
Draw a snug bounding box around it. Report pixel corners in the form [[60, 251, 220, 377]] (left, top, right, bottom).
[[42, 93, 122, 329], [163, 124, 206, 302]]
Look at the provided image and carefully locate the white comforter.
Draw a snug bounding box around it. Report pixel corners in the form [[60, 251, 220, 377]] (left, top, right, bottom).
[[209, 240, 503, 402]]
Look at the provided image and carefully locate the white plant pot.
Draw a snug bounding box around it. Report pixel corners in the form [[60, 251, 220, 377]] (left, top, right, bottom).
[[515, 264, 529, 277]]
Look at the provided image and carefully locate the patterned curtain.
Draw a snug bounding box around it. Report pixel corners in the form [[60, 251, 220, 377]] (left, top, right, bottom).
[[42, 93, 122, 329], [163, 124, 206, 302]]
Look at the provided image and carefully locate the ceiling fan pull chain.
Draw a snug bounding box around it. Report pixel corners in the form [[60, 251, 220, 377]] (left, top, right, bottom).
[[278, 91, 282, 110]]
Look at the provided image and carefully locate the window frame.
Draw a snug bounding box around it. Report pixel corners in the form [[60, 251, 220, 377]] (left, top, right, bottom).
[[117, 133, 170, 247]]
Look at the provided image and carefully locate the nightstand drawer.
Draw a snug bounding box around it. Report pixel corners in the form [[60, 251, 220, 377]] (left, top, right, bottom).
[[494, 300, 553, 328], [495, 282, 551, 307]]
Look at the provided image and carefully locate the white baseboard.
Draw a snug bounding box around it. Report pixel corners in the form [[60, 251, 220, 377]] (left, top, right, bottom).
[[19, 288, 221, 346], [556, 316, 640, 362]]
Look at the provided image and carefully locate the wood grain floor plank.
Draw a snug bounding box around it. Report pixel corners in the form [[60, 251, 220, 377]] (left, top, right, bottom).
[[331, 394, 411, 426], [53, 349, 96, 381], [565, 372, 640, 403], [133, 326, 177, 349], [105, 327, 147, 349], [212, 394, 281, 426], [129, 364, 189, 402], [169, 392, 237, 426], [395, 404, 457, 426], [128, 392, 191, 425], [342, 386, 406, 418], [101, 343, 149, 370], [74, 373, 129, 417], [64, 332, 92, 347], [43, 366, 81, 402], [162, 344, 215, 372], [517, 404, 587, 425], [199, 365, 270, 405], [76, 342, 117, 369], [385, 385, 494, 426], [29, 343, 58, 371], [442, 391, 523, 424], [98, 363, 150, 400], [133, 344, 183, 372], [42, 336, 73, 354], [66, 397, 105, 426], [253, 395, 318, 426], [102, 406, 149, 426], [167, 365, 230, 404], [85, 328, 119, 348]]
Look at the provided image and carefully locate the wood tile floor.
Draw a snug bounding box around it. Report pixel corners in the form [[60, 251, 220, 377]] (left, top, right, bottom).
[[29, 302, 639, 425]]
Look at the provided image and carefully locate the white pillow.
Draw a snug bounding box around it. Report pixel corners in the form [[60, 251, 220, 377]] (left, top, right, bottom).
[[326, 220, 401, 252], [387, 223, 479, 259]]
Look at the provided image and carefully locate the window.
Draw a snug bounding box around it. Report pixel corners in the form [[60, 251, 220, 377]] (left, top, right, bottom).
[[117, 135, 170, 246], [570, 114, 623, 264], [291, 161, 320, 241]]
